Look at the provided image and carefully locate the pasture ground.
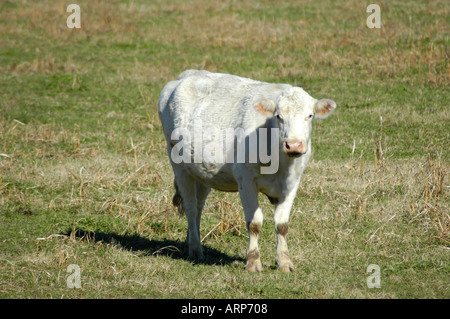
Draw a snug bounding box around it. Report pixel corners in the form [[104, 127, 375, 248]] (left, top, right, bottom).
[[0, 0, 448, 298]]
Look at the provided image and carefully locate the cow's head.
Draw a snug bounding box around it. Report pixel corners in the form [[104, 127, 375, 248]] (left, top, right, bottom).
[[254, 87, 336, 158]]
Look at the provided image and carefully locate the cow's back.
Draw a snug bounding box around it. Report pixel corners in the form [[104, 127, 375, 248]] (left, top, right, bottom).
[[159, 70, 265, 132]]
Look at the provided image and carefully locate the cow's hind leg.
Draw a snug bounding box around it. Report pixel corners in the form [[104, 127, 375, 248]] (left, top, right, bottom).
[[172, 180, 184, 216], [195, 181, 210, 233], [173, 170, 204, 260]]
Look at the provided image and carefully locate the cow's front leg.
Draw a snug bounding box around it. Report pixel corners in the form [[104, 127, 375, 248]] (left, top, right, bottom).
[[238, 182, 263, 272], [274, 199, 295, 272]]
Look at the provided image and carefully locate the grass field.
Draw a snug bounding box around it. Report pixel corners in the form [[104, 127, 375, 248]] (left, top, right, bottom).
[[0, 0, 448, 299]]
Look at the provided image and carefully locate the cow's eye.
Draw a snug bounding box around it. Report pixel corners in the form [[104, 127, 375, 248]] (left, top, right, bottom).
[[306, 113, 315, 120], [276, 114, 284, 122]]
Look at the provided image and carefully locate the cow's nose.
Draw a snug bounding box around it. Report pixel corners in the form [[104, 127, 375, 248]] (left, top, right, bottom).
[[284, 141, 306, 155]]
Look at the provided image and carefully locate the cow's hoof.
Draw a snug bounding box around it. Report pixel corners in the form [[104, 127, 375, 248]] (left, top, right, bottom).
[[245, 260, 263, 272], [279, 261, 294, 273], [189, 247, 205, 261]]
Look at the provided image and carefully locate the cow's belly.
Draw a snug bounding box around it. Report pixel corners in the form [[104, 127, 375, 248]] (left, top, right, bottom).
[[185, 162, 239, 192]]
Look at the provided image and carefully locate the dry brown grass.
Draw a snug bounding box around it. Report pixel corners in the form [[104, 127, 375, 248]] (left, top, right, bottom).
[[1, 0, 448, 244], [2, 116, 447, 248], [302, 154, 449, 244], [2, 0, 447, 84], [0, 0, 448, 298]]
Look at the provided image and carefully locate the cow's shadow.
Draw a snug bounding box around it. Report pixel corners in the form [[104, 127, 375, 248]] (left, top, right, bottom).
[[66, 229, 245, 266]]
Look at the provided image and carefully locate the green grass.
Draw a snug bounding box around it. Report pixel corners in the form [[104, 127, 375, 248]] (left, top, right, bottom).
[[0, 0, 448, 299]]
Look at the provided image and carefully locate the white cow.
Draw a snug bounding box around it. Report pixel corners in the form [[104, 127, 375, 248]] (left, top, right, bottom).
[[158, 70, 336, 272]]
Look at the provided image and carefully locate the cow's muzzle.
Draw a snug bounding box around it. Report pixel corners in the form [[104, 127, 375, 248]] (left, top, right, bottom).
[[284, 140, 306, 157]]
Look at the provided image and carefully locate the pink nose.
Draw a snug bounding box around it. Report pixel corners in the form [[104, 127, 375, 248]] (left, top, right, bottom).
[[284, 141, 305, 155]]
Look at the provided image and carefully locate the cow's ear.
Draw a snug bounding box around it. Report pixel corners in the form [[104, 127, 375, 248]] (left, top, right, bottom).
[[254, 99, 276, 117], [314, 99, 336, 119]]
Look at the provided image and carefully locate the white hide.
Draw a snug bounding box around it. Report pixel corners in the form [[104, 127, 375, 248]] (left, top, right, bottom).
[[158, 70, 336, 272]]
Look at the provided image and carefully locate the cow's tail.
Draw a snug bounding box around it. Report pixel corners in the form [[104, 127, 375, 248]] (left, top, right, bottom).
[[172, 179, 184, 216]]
